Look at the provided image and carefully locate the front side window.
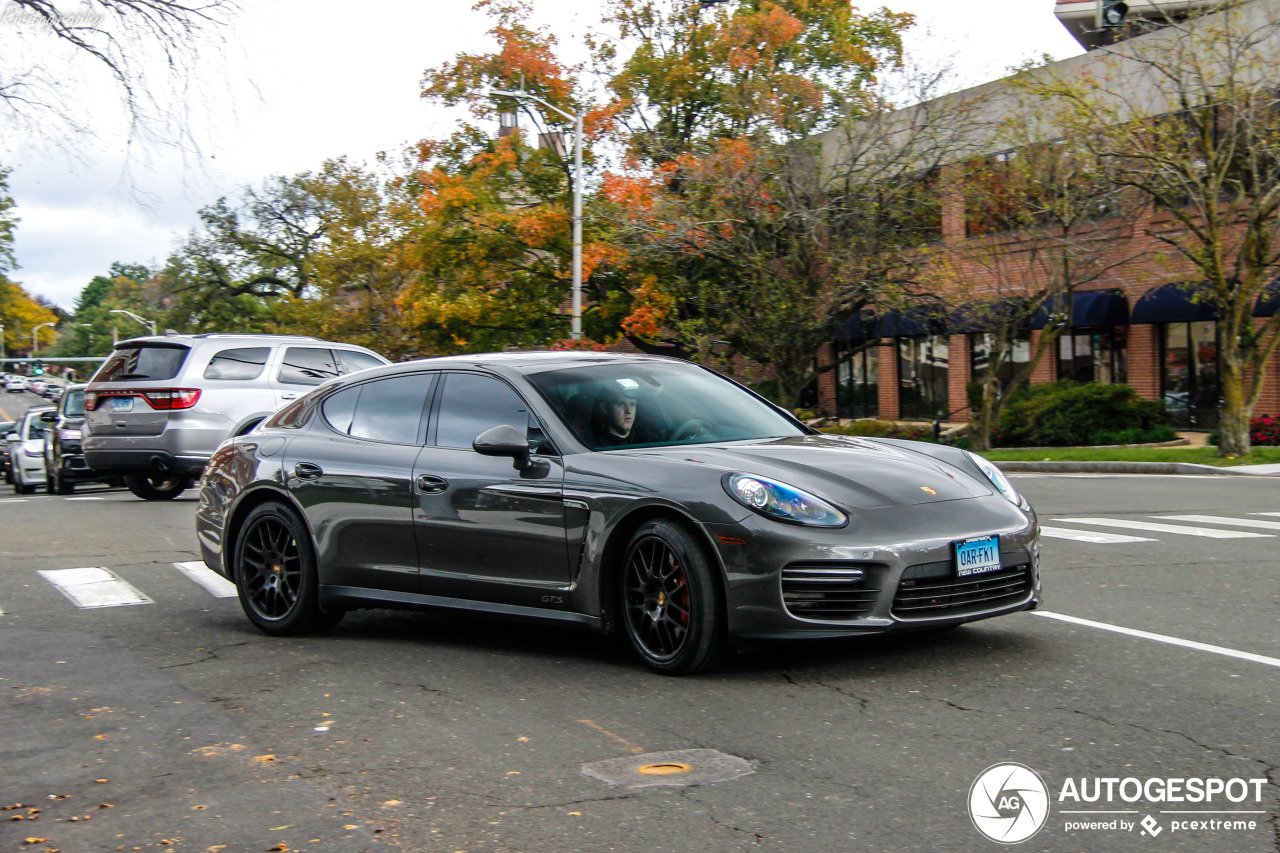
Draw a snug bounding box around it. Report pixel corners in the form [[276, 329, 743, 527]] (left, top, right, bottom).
[[279, 347, 340, 386], [63, 389, 85, 417], [435, 373, 542, 451], [526, 362, 805, 451], [204, 347, 270, 380]]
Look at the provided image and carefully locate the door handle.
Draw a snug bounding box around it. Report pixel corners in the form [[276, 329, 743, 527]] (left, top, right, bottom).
[[416, 474, 449, 494], [280, 392, 299, 400], [294, 462, 323, 480]]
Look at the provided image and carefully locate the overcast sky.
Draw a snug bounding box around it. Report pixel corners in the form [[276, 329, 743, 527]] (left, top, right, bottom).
[[1, 0, 1084, 312]]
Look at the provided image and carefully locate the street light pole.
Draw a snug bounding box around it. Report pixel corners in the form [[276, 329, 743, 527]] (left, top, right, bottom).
[[108, 309, 157, 336], [490, 87, 583, 340], [33, 321, 55, 355]]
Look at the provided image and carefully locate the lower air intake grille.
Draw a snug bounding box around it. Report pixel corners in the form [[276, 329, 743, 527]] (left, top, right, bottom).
[[891, 564, 1032, 618], [782, 564, 881, 621]]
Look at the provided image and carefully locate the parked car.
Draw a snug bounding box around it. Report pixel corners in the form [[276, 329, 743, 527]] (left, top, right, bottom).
[[26, 378, 47, 396], [6, 407, 55, 493], [42, 384, 112, 495], [0, 420, 14, 483], [5, 376, 26, 393], [45, 383, 64, 401], [196, 352, 1042, 675], [84, 333, 389, 501]]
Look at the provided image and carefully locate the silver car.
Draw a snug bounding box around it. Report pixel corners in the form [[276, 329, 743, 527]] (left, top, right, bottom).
[[6, 406, 55, 494], [84, 333, 388, 500]]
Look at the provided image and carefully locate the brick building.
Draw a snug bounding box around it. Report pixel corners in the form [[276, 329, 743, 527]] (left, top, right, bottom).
[[813, 0, 1280, 430]]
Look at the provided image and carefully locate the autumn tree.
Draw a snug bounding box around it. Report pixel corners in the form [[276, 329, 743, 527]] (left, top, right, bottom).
[[1037, 0, 1280, 456], [0, 168, 58, 355]]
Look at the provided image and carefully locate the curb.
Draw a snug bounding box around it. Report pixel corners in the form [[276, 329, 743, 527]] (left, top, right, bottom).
[[994, 461, 1275, 476]]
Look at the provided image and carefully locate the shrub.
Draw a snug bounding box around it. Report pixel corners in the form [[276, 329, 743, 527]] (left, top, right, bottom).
[[995, 382, 1165, 447], [822, 420, 933, 441], [1090, 425, 1179, 446], [1251, 415, 1280, 446]]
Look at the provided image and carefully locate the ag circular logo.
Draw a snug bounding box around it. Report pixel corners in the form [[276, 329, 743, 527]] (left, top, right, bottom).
[[968, 763, 1050, 844]]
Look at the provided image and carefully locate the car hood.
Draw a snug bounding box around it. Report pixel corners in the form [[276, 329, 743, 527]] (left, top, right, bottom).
[[625, 435, 992, 510]]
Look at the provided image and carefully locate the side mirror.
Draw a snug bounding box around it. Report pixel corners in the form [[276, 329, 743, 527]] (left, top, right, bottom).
[[4, 433, 17, 442], [40, 411, 57, 422], [472, 424, 532, 471]]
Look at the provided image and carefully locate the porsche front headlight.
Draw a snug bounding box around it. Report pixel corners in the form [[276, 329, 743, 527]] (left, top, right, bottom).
[[963, 450, 1023, 507], [725, 473, 847, 527]]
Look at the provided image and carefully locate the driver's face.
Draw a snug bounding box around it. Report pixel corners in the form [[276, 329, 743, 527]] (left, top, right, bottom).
[[606, 395, 637, 435]]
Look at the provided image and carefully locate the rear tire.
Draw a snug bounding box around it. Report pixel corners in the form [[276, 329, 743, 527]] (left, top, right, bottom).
[[124, 472, 189, 500], [233, 502, 343, 636], [619, 518, 728, 675]]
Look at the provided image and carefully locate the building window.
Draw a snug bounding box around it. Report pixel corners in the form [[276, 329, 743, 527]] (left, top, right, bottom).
[[1160, 321, 1219, 429], [898, 336, 949, 420], [970, 332, 1031, 392], [1057, 327, 1128, 384], [834, 340, 879, 419]]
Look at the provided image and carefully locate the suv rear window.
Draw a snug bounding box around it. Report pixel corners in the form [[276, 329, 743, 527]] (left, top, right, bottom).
[[93, 345, 190, 383], [204, 347, 270, 380]]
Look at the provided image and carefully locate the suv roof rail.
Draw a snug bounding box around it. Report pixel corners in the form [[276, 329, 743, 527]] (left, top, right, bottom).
[[190, 333, 323, 340]]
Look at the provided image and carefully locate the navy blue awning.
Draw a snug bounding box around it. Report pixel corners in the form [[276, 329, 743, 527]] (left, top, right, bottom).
[[948, 298, 1032, 333], [1027, 288, 1130, 330], [835, 310, 877, 340], [875, 309, 947, 337], [1253, 279, 1280, 317], [1130, 282, 1217, 324]]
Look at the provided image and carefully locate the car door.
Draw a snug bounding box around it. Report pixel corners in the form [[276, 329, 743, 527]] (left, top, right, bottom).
[[413, 371, 569, 605], [284, 372, 435, 593]]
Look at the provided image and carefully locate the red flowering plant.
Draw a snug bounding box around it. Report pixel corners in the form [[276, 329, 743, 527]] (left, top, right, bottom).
[[550, 338, 608, 352], [1249, 415, 1280, 446]]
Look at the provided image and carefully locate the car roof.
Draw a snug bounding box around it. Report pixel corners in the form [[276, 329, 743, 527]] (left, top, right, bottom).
[[111, 333, 368, 348], [373, 351, 687, 373]]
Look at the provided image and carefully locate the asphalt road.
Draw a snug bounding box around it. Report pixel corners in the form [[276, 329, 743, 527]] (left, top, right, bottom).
[[1, 435, 1278, 851]]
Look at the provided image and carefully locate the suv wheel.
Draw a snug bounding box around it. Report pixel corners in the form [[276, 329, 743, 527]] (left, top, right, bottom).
[[124, 472, 189, 501]]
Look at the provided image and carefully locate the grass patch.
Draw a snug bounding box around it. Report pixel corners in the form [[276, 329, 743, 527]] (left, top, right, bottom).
[[982, 446, 1280, 466]]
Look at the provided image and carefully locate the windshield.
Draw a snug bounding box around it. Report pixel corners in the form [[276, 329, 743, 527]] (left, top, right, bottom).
[[93, 344, 189, 382], [526, 362, 805, 451], [64, 389, 85, 417]]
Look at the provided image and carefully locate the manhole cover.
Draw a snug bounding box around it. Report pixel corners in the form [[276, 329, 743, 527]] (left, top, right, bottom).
[[581, 749, 755, 788]]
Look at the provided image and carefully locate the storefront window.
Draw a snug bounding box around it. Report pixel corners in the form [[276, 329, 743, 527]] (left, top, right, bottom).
[[971, 332, 1031, 392], [898, 336, 949, 420], [834, 340, 879, 419], [1161, 321, 1218, 429], [1057, 326, 1128, 384]]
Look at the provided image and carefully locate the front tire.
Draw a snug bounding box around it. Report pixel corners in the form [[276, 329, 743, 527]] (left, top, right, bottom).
[[234, 502, 343, 636], [620, 519, 727, 675], [124, 472, 189, 500]]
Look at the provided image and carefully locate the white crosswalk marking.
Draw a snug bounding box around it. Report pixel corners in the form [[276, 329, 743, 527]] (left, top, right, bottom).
[[1156, 514, 1280, 531], [1039, 526, 1154, 544], [1052, 518, 1273, 539], [1252, 512, 1280, 518], [39, 567, 152, 608], [173, 561, 238, 598]]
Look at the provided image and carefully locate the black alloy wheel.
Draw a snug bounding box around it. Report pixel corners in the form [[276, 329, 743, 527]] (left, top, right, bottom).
[[123, 472, 189, 501], [620, 519, 727, 675], [234, 502, 342, 636]]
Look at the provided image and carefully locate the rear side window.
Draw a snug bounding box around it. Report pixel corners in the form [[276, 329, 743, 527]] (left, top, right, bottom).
[[204, 347, 270, 380], [278, 348, 341, 386], [93, 345, 190, 383], [322, 374, 432, 444], [337, 350, 385, 374]]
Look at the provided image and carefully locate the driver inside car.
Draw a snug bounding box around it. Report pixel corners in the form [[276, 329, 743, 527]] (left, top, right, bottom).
[[592, 383, 640, 447]]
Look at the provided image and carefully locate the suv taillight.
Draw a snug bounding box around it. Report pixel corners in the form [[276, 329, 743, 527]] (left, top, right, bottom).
[[142, 389, 201, 410]]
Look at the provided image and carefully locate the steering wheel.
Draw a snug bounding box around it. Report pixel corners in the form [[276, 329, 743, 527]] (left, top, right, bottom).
[[668, 418, 714, 443]]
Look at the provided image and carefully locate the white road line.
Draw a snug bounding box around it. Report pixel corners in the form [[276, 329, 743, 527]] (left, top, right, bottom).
[[1039, 526, 1155, 544], [1252, 512, 1280, 518], [65, 496, 103, 502], [173, 561, 238, 599], [39, 567, 152, 609], [1051, 518, 1272, 539], [1034, 611, 1280, 670], [1156, 514, 1280, 531], [0, 499, 28, 504]]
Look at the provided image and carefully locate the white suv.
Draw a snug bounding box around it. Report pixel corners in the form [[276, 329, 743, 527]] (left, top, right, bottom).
[[83, 334, 388, 500]]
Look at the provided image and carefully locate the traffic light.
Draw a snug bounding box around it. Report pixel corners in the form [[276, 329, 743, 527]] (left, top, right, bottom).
[[31, 359, 45, 376], [1101, 0, 1129, 27]]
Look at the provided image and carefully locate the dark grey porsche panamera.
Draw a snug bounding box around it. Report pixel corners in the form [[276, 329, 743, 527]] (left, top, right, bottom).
[[196, 352, 1041, 674]]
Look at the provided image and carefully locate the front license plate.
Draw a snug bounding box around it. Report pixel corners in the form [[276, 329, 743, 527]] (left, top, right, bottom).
[[954, 536, 1001, 577], [109, 397, 134, 412]]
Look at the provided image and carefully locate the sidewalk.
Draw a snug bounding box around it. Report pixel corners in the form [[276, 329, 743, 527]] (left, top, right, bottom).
[[991, 432, 1280, 476]]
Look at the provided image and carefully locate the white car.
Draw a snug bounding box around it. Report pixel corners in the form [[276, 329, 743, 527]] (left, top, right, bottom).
[[6, 407, 54, 493], [5, 377, 26, 393], [27, 378, 47, 395]]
